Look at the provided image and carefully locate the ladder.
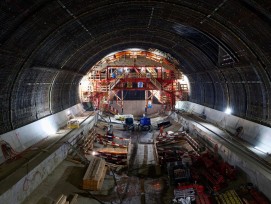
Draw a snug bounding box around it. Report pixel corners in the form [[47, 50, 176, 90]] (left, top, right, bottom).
[[160, 91, 170, 103], [109, 78, 120, 90]]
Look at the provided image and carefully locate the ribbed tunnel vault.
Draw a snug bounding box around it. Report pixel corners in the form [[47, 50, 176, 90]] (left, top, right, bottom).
[[0, 0, 270, 134]]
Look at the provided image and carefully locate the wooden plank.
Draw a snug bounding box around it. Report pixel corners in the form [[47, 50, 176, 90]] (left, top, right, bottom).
[[66, 157, 82, 164], [70, 194, 78, 204], [55, 194, 67, 204], [55, 194, 64, 204], [97, 166, 107, 190]]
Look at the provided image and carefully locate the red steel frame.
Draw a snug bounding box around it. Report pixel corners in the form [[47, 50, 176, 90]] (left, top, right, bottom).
[[87, 66, 186, 113]]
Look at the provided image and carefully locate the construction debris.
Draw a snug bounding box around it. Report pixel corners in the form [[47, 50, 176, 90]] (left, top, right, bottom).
[[90, 147, 128, 167], [95, 133, 130, 148]]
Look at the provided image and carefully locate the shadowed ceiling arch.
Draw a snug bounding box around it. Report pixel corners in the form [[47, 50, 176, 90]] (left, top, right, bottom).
[[0, 0, 270, 134]]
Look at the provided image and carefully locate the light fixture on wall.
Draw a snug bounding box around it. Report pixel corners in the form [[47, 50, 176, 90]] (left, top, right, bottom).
[[254, 146, 267, 154], [41, 119, 57, 135], [224, 107, 232, 114]]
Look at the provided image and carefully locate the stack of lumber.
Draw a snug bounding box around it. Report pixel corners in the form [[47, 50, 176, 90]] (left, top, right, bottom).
[[98, 147, 127, 154], [82, 157, 107, 190], [82, 129, 97, 153]]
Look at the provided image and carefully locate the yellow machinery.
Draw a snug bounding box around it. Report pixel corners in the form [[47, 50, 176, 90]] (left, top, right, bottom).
[[67, 119, 80, 129]]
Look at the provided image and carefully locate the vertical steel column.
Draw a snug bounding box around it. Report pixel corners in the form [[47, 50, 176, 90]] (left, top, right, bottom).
[[171, 92, 175, 111], [121, 90, 124, 114], [171, 81, 176, 110], [145, 90, 148, 115]]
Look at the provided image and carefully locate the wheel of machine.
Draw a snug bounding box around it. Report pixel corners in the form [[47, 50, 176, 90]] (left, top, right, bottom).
[[142, 125, 149, 131]]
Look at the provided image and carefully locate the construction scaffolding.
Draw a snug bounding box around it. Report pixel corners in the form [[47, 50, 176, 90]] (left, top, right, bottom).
[[81, 65, 188, 113]]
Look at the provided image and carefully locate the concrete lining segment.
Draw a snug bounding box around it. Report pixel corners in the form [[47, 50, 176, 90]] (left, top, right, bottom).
[[0, 112, 97, 204]]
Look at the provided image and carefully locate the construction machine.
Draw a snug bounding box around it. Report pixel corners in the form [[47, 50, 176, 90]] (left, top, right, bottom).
[[138, 116, 152, 131], [123, 117, 135, 131]]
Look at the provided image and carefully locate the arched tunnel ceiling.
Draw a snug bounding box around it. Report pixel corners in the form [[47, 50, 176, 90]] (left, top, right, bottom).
[[0, 0, 270, 134]]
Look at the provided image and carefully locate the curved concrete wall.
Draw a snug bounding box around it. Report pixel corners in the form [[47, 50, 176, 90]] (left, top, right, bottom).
[[0, 104, 85, 164], [176, 101, 271, 154]]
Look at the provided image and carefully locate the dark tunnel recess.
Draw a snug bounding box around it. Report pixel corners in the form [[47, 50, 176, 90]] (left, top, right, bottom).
[[0, 0, 270, 134]]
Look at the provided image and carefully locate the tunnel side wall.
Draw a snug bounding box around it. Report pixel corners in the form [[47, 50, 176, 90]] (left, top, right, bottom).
[[0, 112, 97, 204], [0, 103, 85, 164], [176, 101, 271, 153]]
